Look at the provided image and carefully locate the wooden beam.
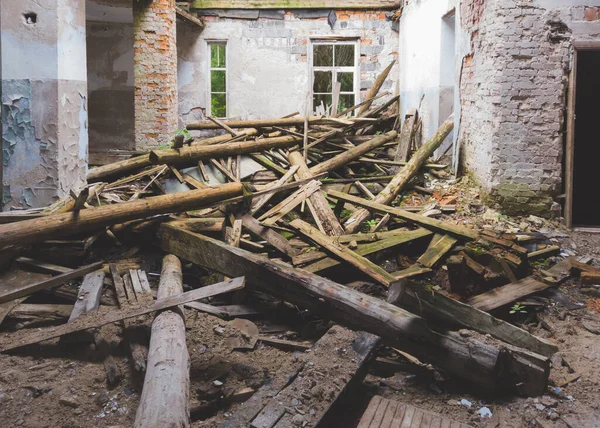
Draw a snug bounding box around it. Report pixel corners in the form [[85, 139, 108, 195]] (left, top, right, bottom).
[[176, 6, 205, 28], [468, 276, 551, 312], [416, 234, 458, 268], [0, 276, 245, 353], [328, 190, 480, 240], [241, 214, 298, 257], [189, 1, 399, 10], [290, 219, 399, 287], [159, 225, 550, 395]]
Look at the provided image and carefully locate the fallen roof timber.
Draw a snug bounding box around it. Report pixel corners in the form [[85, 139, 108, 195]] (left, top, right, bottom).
[[160, 225, 550, 396]]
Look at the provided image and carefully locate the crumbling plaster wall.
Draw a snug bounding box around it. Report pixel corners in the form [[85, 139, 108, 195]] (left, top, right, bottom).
[[86, 0, 135, 155], [399, 0, 469, 160], [459, 0, 599, 216], [1, 0, 88, 210], [178, 10, 399, 126]]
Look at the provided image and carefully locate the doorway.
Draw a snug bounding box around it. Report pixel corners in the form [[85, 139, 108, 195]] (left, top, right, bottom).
[[566, 45, 600, 228]]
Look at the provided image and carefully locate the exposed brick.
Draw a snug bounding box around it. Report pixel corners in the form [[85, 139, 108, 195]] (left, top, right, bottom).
[[584, 7, 598, 21], [133, 0, 178, 150]]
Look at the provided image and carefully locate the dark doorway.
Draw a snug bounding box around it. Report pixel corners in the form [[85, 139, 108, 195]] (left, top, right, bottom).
[[572, 50, 600, 226]]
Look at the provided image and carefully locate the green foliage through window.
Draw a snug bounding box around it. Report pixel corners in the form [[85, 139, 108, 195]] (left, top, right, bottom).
[[209, 43, 227, 117]]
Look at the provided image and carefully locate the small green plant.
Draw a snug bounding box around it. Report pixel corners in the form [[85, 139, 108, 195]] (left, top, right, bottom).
[[366, 219, 377, 229], [509, 303, 527, 315], [174, 128, 192, 140]]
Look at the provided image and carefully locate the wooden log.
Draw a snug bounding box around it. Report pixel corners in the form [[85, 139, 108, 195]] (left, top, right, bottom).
[[0, 183, 244, 248], [135, 255, 190, 428], [0, 276, 245, 352], [344, 115, 454, 233], [0, 261, 103, 304], [290, 219, 399, 287], [159, 225, 550, 395], [288, 151, 344, 236], [7, 304, 73, 319], [398, 281, 558, 357], [186, 116, 334, 131], [150, 135, 303, 166], [241, 214, 298, 257], [309, 131, 398, 176], [121, 272, 151, 372], [88, 154, 152, 182], [167, 217, 226, 233], [357, 61, 396, 117], [328, 190, 479, 240], [468, 276, 551, 312]]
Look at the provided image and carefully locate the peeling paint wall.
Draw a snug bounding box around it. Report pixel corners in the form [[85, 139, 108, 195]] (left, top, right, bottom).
[[178, 10, 399, 126], [1, 0, 87, 210], [86, 1, 135, 156]]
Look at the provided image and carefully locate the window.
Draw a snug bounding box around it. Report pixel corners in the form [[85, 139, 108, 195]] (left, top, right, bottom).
[[311, 41, 358, 115], [209, 42, 227, 117]]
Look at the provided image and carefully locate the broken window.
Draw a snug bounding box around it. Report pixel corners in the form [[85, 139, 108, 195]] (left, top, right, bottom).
[[209, 42, 227, 118], [311, 42, 358, 114]]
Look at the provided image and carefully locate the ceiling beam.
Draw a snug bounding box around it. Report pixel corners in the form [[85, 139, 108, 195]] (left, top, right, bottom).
[[176, 6, 205, 29], [189, 1, 399, 10]]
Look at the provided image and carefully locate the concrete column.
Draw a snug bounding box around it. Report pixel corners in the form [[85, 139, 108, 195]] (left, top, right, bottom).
[[133, 0, 178, 149], [0, 0, 88, 210]]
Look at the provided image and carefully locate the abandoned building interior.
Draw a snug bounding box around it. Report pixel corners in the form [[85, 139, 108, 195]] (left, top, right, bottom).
[[1, 1, 600, 427]]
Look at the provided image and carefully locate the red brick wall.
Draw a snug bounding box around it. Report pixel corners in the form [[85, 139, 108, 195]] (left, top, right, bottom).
[[133, 0, 178, 149]]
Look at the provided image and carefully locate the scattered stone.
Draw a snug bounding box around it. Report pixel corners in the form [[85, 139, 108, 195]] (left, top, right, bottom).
[[549, 411, 560, 421], [59, 395, 80, 408], [292, 414, 304, 426], [540, 396, 558, 408], [582, 320, 600, 335], [213, 326, 226, 336], [535, 403, 546, 411], [213, 380, 223, 387]]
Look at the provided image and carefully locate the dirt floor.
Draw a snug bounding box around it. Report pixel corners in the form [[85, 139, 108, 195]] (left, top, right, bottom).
[[2, 178, 600, 428]]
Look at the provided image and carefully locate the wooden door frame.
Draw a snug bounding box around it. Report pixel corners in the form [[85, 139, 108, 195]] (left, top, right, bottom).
[[565, 41, 600, 228]]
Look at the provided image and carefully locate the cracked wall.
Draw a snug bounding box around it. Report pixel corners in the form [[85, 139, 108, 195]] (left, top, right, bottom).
[[1, 0, 87, 210], [178, 10, 399, 127]]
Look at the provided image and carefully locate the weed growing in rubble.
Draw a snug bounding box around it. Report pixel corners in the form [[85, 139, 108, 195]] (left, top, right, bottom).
[[510, 303, 527, 315]]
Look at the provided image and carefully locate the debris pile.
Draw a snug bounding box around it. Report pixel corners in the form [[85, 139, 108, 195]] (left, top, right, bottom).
[[0, 64, 596, 427]]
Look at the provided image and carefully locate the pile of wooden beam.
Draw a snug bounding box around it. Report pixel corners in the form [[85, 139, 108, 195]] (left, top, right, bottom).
[[0, 64, 575, 426]]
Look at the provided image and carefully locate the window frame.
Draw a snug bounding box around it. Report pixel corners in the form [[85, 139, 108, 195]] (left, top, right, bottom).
[[309, 39, 360, 115], [207, 40, 228, 118]]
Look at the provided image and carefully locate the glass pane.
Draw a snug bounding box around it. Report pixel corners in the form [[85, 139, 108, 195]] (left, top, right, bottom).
[[313, 94, 333, 110], [337, 72, 354, 92], [211, 70, 226, 92], [338, 94, 355, 113], [313, 44, 333, 66], [211, 44, 226, 68], [335, 44, 355, 66], [211, 93, 226, 117], [313, 71, 332, 93]]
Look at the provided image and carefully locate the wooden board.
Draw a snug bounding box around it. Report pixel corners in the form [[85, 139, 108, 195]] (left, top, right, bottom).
[[0, 261, 103, 304], [416, 234, 458, 268], [358, 396, 472, 428], [250, 326, 379, 428], [190, 1, 398, 10], [0, 277, 245, 352], [468, 276, 551, 312]]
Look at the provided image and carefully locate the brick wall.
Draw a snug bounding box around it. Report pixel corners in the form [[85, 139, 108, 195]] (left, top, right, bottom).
[[133, 0, 178, 149], [459, 0, 574, 216], [178, 10, 398, 125]]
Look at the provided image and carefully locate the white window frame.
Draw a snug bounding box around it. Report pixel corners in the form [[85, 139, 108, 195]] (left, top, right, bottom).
[[309, 39, 360, 115], [207, 40, 228, 118]]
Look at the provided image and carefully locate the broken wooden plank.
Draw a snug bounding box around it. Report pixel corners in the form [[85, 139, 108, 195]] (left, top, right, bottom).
[[7, 304, 73, 320], [468, 276, 551, 312], [134, 255, 190, 428], [250, 326, 380, 428], [241, 214, 298, 257], [303, 228, 432, 274], [416, 234, 458, 268], [398, 282, 558, 357], [357, 61, 396, 117], [167, 217, 226, 233], [528, 245, 560, 260], [160, 225, 550, 395], [258, 336, 312, 352], [344, 115, 454, 233], [15, 257, 72, 275], [0, 277, 245, 352], [290, 219, 398, 287], [184, 302, 261, 318], [250, 165, 299, 214], [358, 396, 472, 428], [390, 264, 432, 280], [328, 190, 479, 240], [288, 151, 344, 236], [0, 261, 103, 304], [257, 180, 321, 225], [392, 109, 417, 166]]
